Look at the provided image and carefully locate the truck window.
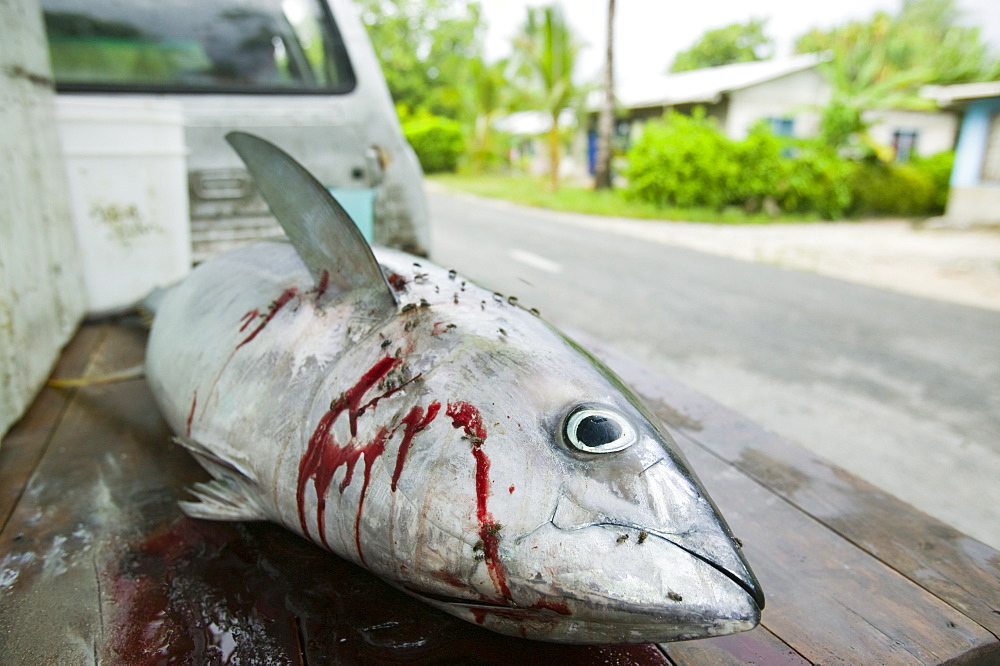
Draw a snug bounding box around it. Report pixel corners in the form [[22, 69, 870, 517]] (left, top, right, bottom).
[[42, 0, 355, 94]]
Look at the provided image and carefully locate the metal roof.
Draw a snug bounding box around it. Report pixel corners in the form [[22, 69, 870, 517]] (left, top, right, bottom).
[[923, 81, 1000, 106], [598, 53, 828, 111]]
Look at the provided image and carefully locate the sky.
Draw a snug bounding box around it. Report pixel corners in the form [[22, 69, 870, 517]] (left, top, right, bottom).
[[477, 0, 1000, 86]]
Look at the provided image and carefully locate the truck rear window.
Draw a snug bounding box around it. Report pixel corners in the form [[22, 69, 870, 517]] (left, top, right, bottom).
[[42, 0, 355, 94]]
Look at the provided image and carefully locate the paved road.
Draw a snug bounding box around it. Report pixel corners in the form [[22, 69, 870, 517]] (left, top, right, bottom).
[[428, 190, 1000, 550]]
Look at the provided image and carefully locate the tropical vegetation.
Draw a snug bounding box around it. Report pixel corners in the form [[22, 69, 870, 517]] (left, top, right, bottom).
[[623, 111, 951, 219], [357, 0, 998, 221], [509, 4, 583, 190], [795, 0, 1000, 153], [669, 19, 774, 73]]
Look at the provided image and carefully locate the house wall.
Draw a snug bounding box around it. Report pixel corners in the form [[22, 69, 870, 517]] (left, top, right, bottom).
[[944, 97, 1000, 226], [725, 68, 830, 139], [866, 109, 959, 157], [0, 0, 85, 437]]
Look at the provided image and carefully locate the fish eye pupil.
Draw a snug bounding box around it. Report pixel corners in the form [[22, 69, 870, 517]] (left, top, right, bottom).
[[564, 406, 636, 453], [577, 415, 622, 447]]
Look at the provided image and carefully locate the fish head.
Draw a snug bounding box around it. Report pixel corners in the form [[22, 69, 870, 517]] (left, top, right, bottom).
[[375, 274, 763, 644]]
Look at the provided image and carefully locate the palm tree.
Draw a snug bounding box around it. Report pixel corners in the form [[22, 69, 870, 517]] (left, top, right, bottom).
[[796, 0, 1000, 156], [594, 0, 616, 190], [513, 4, 582, 190], [466, 57, 512, 173], [815, 12, 934, 154]]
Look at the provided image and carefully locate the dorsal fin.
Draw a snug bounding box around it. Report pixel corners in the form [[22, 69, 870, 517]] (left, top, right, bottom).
[[225, 131, 396, 311]]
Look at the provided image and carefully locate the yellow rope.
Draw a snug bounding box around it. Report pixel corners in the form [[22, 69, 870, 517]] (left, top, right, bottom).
[[47, 364, 145, 388]]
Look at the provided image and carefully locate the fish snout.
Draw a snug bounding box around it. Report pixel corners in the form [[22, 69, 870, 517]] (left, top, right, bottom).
[[640, 525, 765, 613], [492, 519, 761, 643], [473, 489, 765, 642]]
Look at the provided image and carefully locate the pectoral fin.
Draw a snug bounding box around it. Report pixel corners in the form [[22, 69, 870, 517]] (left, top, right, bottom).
[[174, 436, 267, 521]]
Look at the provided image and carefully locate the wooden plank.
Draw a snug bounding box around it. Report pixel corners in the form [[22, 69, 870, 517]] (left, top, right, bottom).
[[0, 324, 672, 664], [0, 323, 189, 664], [574, 331, 1000, 642], [662, 625, 810, 665], [0, 324, 107, 531], [677, 440, 997, 664], [96, 516, 671, 665]]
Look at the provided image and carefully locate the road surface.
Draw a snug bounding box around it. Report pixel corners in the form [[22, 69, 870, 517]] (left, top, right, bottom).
[[428, 190, 1000, 550]]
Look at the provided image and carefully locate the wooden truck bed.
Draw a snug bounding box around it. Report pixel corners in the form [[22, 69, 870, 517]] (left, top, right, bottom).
[[1, 322, 997, 664]]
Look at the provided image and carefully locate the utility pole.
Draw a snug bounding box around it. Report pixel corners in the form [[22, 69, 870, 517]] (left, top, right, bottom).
[[594, 0, 615, 190]]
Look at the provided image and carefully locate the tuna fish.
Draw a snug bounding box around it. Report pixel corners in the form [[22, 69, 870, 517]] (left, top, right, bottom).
[[145, 132, 764, 644]]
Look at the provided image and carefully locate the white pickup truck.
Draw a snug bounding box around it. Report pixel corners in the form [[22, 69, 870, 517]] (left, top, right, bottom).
[[42, 0, 430, 260]]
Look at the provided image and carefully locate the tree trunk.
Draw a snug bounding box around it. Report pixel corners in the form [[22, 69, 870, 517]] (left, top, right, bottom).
[[594, 0, 615, 190], [548, 121, 561, 191]]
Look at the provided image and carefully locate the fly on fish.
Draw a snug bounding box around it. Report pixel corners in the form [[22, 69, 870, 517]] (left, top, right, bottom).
[[145, 132, 764, 644]]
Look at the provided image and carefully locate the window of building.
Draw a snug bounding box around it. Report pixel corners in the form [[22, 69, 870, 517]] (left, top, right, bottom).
[[892, 129, 919, 163], [766, 117, 795, 138]]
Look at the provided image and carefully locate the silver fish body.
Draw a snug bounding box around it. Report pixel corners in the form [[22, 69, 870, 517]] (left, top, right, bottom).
[[145, 133, 763, 643]]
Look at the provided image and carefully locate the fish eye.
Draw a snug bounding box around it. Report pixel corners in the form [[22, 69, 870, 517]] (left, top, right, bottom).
[[563, 406, 636, 454]]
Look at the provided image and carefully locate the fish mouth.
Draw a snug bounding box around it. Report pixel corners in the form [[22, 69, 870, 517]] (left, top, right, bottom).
[[543, 502, 764, 614], [574, 520, 764, 614], [638, 526, 765, 611], [398, 523, 763, 643], [401, 522, 765, 616]]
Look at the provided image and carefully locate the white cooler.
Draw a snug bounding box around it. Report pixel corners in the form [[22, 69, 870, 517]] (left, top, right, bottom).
[[56, 96, 191, 315]]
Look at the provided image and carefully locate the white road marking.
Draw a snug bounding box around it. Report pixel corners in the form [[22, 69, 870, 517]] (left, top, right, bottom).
[[510, 249, 563, 274]]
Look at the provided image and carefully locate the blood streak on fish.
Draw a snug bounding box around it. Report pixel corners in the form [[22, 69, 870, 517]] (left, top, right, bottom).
[[469, 605, 565, 630], [446, 401, 512, 603], [531, 599, 571, 615], [298, 356, 400, 544], [431, 569, 469, 590], [237, 287, 299, 350], [297, 355, 432, 560], [238, 309, 259, 332], [186, 391, 198, 436], [351, 426, 392, 564], [387, 272, 408, 291], [315, 269, 330, 301], [390, 402, 442, 492], [200, 286, 303, 421]]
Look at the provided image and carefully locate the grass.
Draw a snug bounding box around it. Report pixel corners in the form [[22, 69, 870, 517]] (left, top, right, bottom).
[[427, 172, 825, 225]]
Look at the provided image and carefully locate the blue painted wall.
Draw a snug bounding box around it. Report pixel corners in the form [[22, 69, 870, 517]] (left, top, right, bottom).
[[951, 97, 1000, 187]]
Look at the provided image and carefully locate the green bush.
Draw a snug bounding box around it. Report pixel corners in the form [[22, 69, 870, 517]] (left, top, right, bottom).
[[623, 111, 954, 219], [848, 161, 939, 217], [624, 110, 742, 209], [625, 113, 853, 218], [776, 143, 854, 219], [732, 122, 786, 210], [402, 114, 465, 174], [911, 151, 955, 213]]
